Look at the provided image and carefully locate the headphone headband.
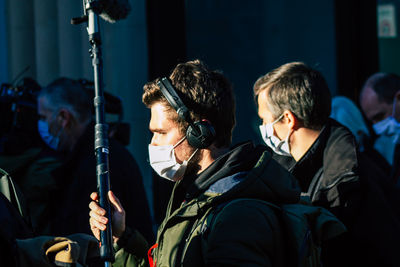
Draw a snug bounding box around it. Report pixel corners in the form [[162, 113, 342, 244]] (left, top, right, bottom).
[[158, 77, 191, 123]]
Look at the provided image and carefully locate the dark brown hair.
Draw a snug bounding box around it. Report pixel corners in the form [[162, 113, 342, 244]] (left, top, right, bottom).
[[143, 59, 236, 148]]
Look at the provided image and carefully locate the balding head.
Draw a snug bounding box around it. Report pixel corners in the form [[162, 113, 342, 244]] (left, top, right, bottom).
[[360, 73, 400, 123]]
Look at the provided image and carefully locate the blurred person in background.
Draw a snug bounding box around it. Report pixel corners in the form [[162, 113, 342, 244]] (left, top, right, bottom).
[[331, 95, 391, 176], [37, 77, 154, 242], [360, 72, 400, 185]]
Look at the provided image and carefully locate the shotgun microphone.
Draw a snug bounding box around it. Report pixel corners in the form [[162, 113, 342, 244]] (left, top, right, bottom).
[[97, 0, 131, 23], [71, 0, 131, 25]]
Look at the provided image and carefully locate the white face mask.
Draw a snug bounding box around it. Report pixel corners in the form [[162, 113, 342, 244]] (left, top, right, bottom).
[[148, 136, 198, 182], [259, 114, 292, 156]]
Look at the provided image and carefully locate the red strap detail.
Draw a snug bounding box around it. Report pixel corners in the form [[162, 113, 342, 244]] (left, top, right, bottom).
[[148, 243, 158, 267]]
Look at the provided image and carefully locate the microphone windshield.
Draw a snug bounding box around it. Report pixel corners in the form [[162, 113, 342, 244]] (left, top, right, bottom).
[[98, 0, 132, 23]]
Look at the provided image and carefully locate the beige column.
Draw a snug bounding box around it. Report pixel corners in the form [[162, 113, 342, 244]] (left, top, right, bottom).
[[33, 0, 59, 85], [0, 0, 7, 83], [6, 0, 36, 82], [57, 0, 87, 82]]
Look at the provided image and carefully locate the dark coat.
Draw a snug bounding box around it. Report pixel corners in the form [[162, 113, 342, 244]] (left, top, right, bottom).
[[287, 119, 361, 227], [272, 119, 400, 267]]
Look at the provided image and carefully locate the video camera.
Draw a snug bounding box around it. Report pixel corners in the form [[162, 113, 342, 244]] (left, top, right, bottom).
[[0, 77, 42, 154]]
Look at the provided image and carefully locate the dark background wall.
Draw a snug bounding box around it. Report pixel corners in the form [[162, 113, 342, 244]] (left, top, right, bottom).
[[0, 0, 6, 83], [335, 0, 379, 102], [185, 0, 338, 145]]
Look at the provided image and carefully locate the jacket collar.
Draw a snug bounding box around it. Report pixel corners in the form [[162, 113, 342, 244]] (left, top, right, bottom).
[[166, 142, 264, 214], [184, 142, 265, 200], [290, 123, 329, 191], [289, 119, 359, 191]]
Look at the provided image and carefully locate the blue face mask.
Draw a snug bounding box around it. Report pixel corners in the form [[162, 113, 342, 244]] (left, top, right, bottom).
[[372, 99, 400, 165], [373, 98, 400, 136], [38, 120, 60, 150], [373, 116, 400, 137]]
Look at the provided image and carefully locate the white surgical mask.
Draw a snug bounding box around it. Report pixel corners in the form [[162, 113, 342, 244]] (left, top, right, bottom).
[[148, 136, 198, 181], [259, 114, 292, 156], [38, 120, 60, 150]]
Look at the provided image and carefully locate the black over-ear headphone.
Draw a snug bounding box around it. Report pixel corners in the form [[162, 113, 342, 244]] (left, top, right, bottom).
[[157, 77, 216, 149]]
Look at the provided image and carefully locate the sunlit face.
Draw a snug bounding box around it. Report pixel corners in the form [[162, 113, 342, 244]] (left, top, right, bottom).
[[257, 89, 275, 124], [360, 86, 393, 124], [257, 89, 288, 141], [149, 102, 195, 164]]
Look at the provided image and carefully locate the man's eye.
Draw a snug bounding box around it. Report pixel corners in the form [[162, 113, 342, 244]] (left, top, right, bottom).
[[153, 132, 166, 137]]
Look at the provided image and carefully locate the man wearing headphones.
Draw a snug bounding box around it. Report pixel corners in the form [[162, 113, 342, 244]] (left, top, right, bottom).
[[89, 60, 302, 266]]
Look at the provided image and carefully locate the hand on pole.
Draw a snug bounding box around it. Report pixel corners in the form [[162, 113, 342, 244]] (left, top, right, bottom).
[[89, 191, 126, 243]]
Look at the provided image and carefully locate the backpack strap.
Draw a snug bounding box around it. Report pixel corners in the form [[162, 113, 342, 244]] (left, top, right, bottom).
[[200, 200, 230, 240]]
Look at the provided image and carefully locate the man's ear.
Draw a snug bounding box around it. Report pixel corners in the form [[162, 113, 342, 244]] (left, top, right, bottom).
[[283, 110, 299, 131], [57, 109, 73, 128]]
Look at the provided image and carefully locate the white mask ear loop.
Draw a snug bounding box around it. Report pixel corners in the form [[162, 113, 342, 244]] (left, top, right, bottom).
[[173, 136, 187, 149], [272, 114, 286, 140], [172, 136, 199, 164], [282, 128, 293, 151], [173, 136, 199, 162], [273, 113, 293, 154], [186, 148, 199, 163], [271, 114, 284, 126], [284, 128, 292, 143]]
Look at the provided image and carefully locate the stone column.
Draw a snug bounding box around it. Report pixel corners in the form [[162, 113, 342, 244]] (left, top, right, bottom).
[[0, 0, 7, 84], [57, 0, 86, 81], [33, 0, 59, 85], [6, 0, 36, 83]]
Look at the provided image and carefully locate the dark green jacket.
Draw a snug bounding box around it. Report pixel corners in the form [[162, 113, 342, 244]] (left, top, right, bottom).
[[114, 142, 303, 267]]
